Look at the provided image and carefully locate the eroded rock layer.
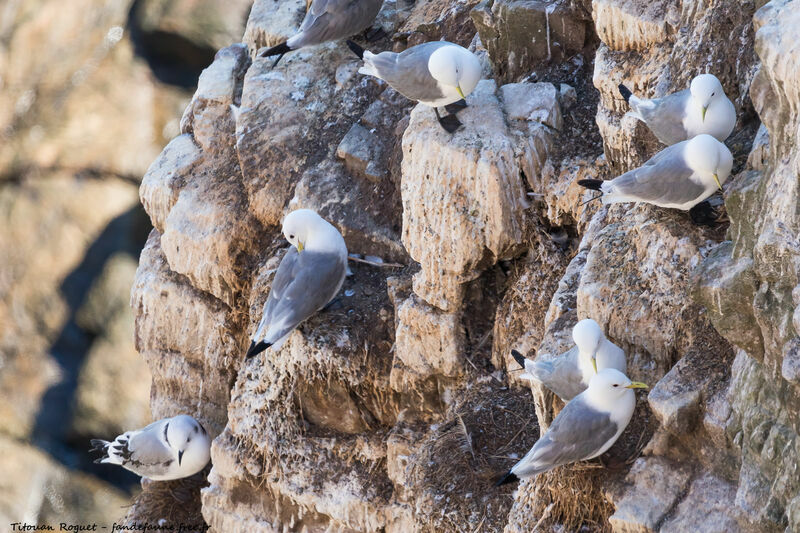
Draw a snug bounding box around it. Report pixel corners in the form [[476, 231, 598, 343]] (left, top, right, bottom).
[[129, 0, 800, 531]]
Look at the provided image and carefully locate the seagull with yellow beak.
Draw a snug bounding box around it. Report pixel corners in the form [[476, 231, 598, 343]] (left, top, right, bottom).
[[578, 134, 733, 225], [618, 73, 736, 145], [497, 368, 648, 485], [346, 40, 482, 133], [512, 319, 626, 402], [246, 209, 348, 358]]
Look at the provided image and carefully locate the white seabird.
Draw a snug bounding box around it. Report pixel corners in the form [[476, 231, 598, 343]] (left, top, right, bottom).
[[246, 209, 348, 358], [578, 134, 733, 223], [497, 369, 647, 485], [512, 318, 626, 402], [90, 414, 210, 480], [347, 40, 482, 132], [260, 0, 384, 66], [619, 74, 736, 145]]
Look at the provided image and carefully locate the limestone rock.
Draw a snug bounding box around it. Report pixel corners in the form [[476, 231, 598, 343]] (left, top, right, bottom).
[[400, 80, 528, 311], [608, 457, 692, 532], [471, 0, 588, 82], [140, 134, 203, 234]]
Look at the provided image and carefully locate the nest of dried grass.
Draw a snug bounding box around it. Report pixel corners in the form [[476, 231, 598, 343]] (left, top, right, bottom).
[[123, 467, 210, 532]]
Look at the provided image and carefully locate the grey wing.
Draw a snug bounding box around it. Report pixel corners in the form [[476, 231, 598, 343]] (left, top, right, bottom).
[[257, 249, 347, 343], [370, 42, 448, 102], [512, 396, 618, 477], [121, 422, 175, 476], [643, 89, 690, 144], [609, 143, 704, 206], [534, 347, 586, 401], [297, 0, 382, 46]]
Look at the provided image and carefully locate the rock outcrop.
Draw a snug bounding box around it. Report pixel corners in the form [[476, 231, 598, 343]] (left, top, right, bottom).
[[124, 0, 800, 531]]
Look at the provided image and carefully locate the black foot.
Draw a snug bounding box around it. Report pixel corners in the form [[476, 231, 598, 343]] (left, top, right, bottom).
[[434, 108, 462, 133], [688, 201, 717, 226], [444, 99, 468, 115], [364, 26, 387, 42], [510, 349, 526, 369], [495, 471, 520, 487], [346, 40, 365, 59], [271, 53, 285, 68], [321, 296, 342, 312], [246, 340, 272, 358]]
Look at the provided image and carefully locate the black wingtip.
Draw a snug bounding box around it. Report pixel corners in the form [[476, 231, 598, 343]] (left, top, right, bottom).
[[246, 340, 271, 358], [89, 439, 107, 453], [510, 349, 527, 369], [618, 83, 632, 104], [93, 457, 105, 464], [495, 471, 520, 487], [346, 40, 365, 60], [261, 41, 291, 58], [578, 179, 604, 191]]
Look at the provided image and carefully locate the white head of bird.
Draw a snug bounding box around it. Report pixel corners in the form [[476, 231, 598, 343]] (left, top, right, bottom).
[[427, 44, 482, 101], [282, 209, 324, 253], [167, 415, 210, 468], [583, 369, 648, 411], [690, 74, 725, 122], [684, 134, 734, 191]]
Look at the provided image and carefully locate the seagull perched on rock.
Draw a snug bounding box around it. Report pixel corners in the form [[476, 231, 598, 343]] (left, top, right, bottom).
[[90, 415, 210, 480], [347, 40, 482, 133], [618, 74, 736, 145], [246, 209, 348, 358], [578, 134, 733, 224], [260, 0, 384, 66], [512, 318, 626, 402], [496, 369, 647, 485]]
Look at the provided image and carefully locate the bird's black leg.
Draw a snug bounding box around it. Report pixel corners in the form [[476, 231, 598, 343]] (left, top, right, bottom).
[[434, 107, 462, 133], [271, 53, 285, 69], [364, 26, 387, 42], [321, 296, 342, 312], [688, 201, 718, 226], [444, 99, 468, 115]]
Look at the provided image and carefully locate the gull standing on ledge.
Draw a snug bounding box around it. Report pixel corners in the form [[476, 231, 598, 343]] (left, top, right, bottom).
[[578, 134, 733, 224], [347, 40, 482, 133], [90, 415, 210, 480], [618, 74, 736, 145], [247, 209, 348, 358], [512, 318, 626, 402], [497, 369, 647, 485], [260, 0, 384, 66]]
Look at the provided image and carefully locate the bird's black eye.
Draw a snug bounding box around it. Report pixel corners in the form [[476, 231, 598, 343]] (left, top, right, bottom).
[[711, 92, 715, 96], [613, 384, 619, 387], [289, 234, 295, 239]]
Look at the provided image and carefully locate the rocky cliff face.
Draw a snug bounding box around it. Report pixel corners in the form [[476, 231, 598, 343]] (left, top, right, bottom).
[[0, 0, 250, 523], [130, 0, 800, 531]]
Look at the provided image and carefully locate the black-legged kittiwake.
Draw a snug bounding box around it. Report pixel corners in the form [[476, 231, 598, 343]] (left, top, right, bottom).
[[511, 318, 626, 402], [496, 369, 647, 485], [619, 74, 736, 145], [90, 415, 210, 480], [578, 134, 733, 223], [347, 40, 482, 133], [246, 209, 348, 358], [260, 0, 384, 66]]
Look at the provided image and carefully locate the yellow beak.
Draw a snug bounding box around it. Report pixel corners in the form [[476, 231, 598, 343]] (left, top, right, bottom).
[[591, 356, 598, 374], [456, 85, 465, 99], [297, 241, 304, 253], [625, 381, 649, 389], [713, 173, 723, 190], [701, 105, 707, 122]]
